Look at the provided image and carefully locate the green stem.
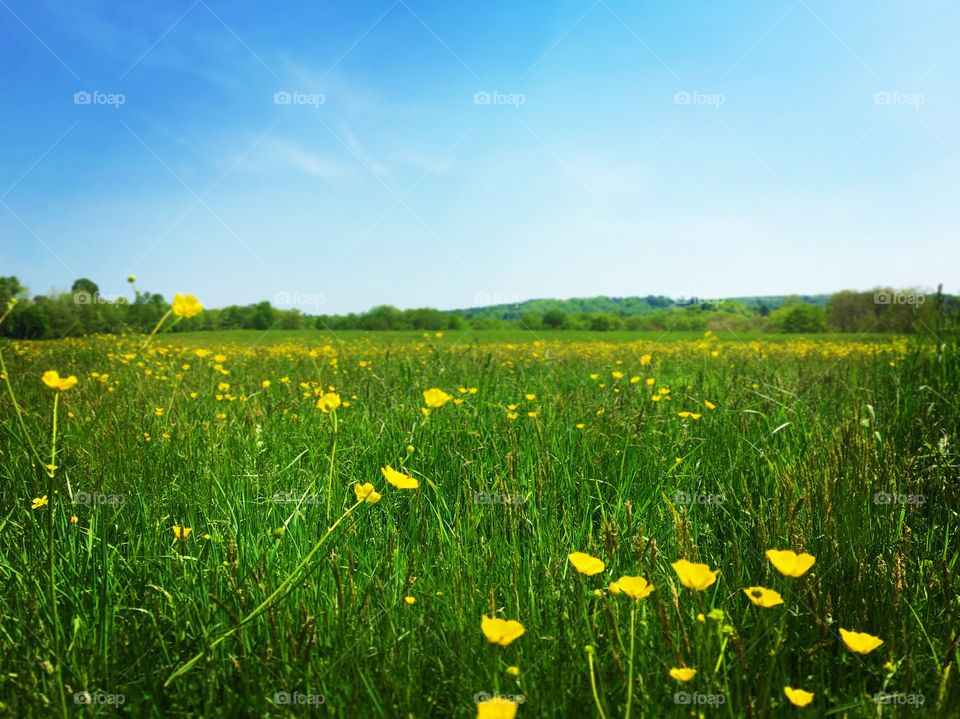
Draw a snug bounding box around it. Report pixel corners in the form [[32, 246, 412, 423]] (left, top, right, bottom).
[[165, 498, 363, 686], [48, 392, 67, 719], [586, 648, 608, 719], [625, 602, 636, 719], [325, 409, 338, 523]]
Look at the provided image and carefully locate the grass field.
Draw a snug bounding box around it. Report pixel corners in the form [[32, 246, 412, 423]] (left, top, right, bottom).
[[1, 329, 958, 717]]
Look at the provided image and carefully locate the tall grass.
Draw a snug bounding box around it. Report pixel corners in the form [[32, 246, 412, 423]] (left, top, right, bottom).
[[1, 332, 957, 717]]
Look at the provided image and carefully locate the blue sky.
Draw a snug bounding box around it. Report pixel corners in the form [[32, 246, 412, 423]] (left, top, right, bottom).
[[1, 0, 958, 313]]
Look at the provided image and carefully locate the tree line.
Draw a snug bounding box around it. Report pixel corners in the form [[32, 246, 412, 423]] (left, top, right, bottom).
[[0, 275, 954, 340]]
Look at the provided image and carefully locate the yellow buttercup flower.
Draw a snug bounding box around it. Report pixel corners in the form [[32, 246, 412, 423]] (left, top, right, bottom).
[[568, 552, 605, 576], [505, 665, 520, 677], [381, 465, 419, 489], [172, 525, 192, 540], [422, 388, 453, 408], [31, 495, 49, 510], [672, 559, 719, 591], [404, 596, 416, 605], [669, 667, 696, 682], [612, 576, 655, 600], [172, 293, 203, 318], [477, 697, 517, 719], [839, 628, 883, 654], [784, 686, 814, 707], [766, 549, 816, 577], [41, 370, 78, 391], [481, 615, 525, 646], [315, 392, 341, 413], [743, 586, 784, 608], [353, 483, 381, 504]]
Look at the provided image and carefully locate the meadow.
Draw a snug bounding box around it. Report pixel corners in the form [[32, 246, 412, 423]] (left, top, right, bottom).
[[1, 327, 958, 717]]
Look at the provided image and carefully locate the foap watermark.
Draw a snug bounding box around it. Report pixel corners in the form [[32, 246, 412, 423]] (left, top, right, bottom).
[[273, 491, 322, 505], [74, 691, 125, 706], [675, 296, 723, 308], [673, 90, 725, 108], [673, 491, 725, 506], [474, 491, 525, 506], [273, 90, 325, 108], [874, 491, 925, 506], [473, 90, 525, 107], [873, 91, 925, 108], [74, 90, 125, 108], [74, 492, 125, 507], [873, 691, 925, 706], [273, 291, 326, 308], [474, 692, 525, 705], [674, 691, 725, 706], [273, 691, 325, 705], [74, 291, 128, 305], [873, 291, 925, 306], [473, 291, 525, 306]]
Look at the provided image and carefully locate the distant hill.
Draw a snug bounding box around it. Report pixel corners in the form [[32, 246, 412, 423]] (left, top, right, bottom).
[[456, 294, 832, 321]]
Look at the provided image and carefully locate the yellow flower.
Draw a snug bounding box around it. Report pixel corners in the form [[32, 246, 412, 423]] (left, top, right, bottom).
[[127, 274, 136, 283], [646, 377, 655, 386], [839, 628, 883, 654], [505, 665, 520, 677], [476, 697, 517, 719], [41, 370, 78, 391], [353, 482, 382, 504], [381, 465, 419, 490], [766, 549, 816, 577], [640, 354, 652, 365], [172, 293, 203, 318], [568, 552, 605, 576], [743, 586, 784, 608], [575, 423, 585, 429], [704, 400, 717, 410], [611, 371, 623, 379], [506, 412, 518, 421], [669, 667, 696, 682], [481, 615, 525, 646], [672, 559, 719, 591], [629, 376, 640, 384], [154, 407, 164, 417], [31, 495, 49, 510], [70, 514, 79, 524], [315, 392, 341, 413], [784, 687, 814, 707], [261, 380, 271, 389], [524, 393, 536, 401], [404, 596, 416, 605], [172, 525, 192, 540], [612, 576, 654, 600], [423, 388, 453, 408]]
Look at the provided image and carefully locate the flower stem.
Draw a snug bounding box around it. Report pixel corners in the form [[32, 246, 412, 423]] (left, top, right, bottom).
[[165, 498, 363, 686]]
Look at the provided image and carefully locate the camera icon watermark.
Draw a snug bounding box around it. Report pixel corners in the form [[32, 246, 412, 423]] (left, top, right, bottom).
[[674, 691, 725, 705], [873, 491, 925, 506], [472, 291, 525, 306], [474, 692, 525, 705], [74, 291, 127, 305], [273, 691, 325, 705], [273, 291, 326, 308], [473, 90, 526, 107], [673, 90, 726, 108], [73, 492, 125, 507], [273, 90, 326, 108], [873, 91, 925, 108], [73, 90, 125, 108], [673, 491, 725, 506], [873, 291, 925, 306], [272, 491, 323, 505], [873, 691, 924, 706], [74, 691, 125, 706], [474, 491, 525, 506]]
